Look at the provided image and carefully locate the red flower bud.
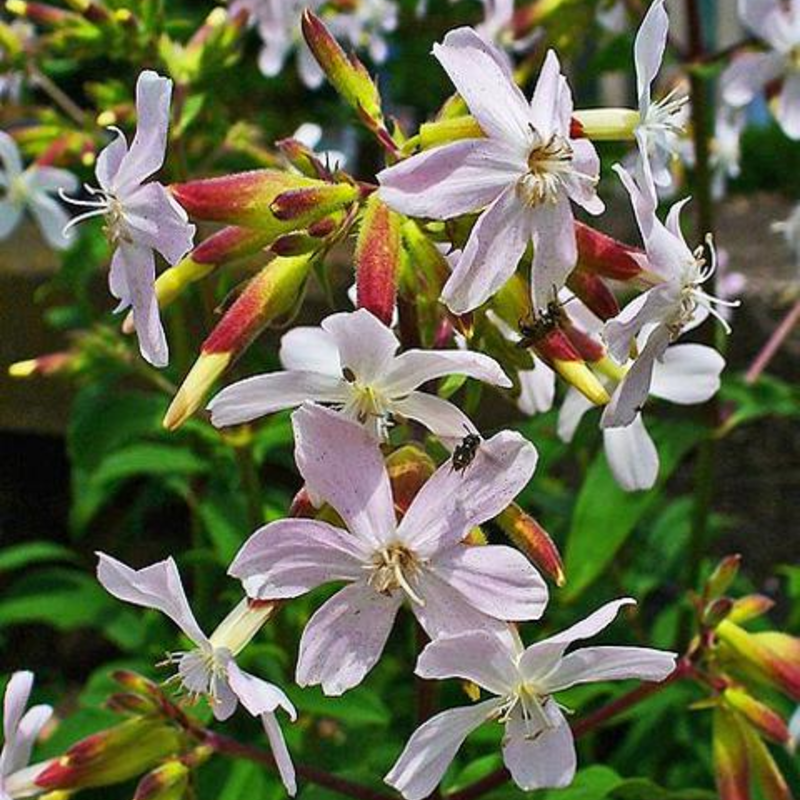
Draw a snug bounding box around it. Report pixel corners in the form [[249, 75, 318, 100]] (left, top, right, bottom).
[[575, 221, 645, 281]]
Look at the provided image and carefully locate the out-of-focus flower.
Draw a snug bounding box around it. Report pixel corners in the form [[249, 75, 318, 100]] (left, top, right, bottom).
[[292, 123, 348, 170], [0, 131, 77, 251], [230, 403, 547, 696], [96, 555, 296, 795], [386, 599, 676, 799], [596, 0, 627, 34], [0, 21, 32, 103], [0, 672, 53, 800], [772, 201, 800, 274], [378, 28, 603, 313], [62, 71, 196, 368], [723, 0, 800, 139], [208, 308, 511, 441], [332, 0, 398, 65], [601, 158, 734, 428], [711, 108, 745, 200], [632, 0, 688, 187]]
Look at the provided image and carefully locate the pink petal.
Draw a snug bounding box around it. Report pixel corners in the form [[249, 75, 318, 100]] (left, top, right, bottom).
[[566, 139, 603, 214], [377, 138, 521, 220], [208, 372, 346, 427], [385, 699, 503, 800], [738, 0, 787, 43], [398, 430, 538, 556], [27, 192, 73, 251], [7, 704, 52, 777], [416, 631, 518, 696], [3, 672, 33, 749], [603, 286, 676, 364], [529, 50, 567, 136], [542, 646, 677, 693], [634, 0, 668, 109], [321, 309, 399, 384], [556, 388, 593, 443], [530, 198, 577, 310], [433, 27, 532, 146], [382, 349, 511, 396], [502, 702, 576, 791], [96, 553, 209, 646], [430, 544, 548, 621], [603, 414, 660, 492], [650, 344, 725, 404], [778, 72, 800, 139], [721, 51, 785, 108], [95, 128, 128, 193], [263, 712, 298, 796], [227, 662, 296, 719], [279, 326, 341, 375], [296, 581, 402, 695], [392, 391, 477, 440], [229, 519, 368, 599], [292, 404, 397, 549], [441, 184, 531, 314], [517, 361, 556, 416]]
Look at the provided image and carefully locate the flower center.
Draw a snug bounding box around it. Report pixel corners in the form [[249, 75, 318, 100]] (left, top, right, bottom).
[[516, 129, 574, 207], [60, 184, 132, 246], [6, 174, 28, 206], [496, 682, 555, 738], [161, 645, 230, 708], [642, 88, 689, 139], [339, 369, 393, 438], [367, 543, 425, 605]]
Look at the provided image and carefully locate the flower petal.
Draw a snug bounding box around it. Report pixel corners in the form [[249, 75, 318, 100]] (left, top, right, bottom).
[[777, 72, 800, 139], [378, 138, 522, 220], [263, 712, 298, 797], [26, 166, 79, 195], [208, 372, 346, 427], [415, 631, 518, 696], [517, 361, 556, 415], [721, 51, 785, 108], [634, 0, 668, 110], [441, 184, 531, 314], [650, 343, 724, 404], [95, 128, 129, 192], [96, 553, 209, 646], [227, 662, 296, 720], [556, 388, 593, 443], [385, 699, 503, 800], [0, 131, 23, 178], [0, 199, 23, 239], [430, 544, 548, 622], [6, 704, 52, 777], [27, 192, 74, 251], [279, 325, 341, 375], [603, 414, 660, 492], [529, 49, 567, 136], [392, 391, 478, 440], [321, 309, 399, 384], [398, 429, 538, 556], [292, 404, 397, 549], [433, 27, 532, 146], [296, 581, 402, 695], [229, 518, 369, 599], [530, 197, 578, 310]]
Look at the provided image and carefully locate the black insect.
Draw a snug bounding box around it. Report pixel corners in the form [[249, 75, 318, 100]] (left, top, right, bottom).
[[451, 431, 482, 473], [517, 298, 565, 350]]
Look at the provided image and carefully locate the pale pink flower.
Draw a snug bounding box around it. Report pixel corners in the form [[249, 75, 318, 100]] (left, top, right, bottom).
[[63, 71, 195, 368], [723, 0, 800, 139], [386, 599, 676, 800], [0, 672, 53, 800], [229, 403, 547, 696], [208, 308, 511, 441], [377, 28, 603, 313], [96, 554, 297, 795]]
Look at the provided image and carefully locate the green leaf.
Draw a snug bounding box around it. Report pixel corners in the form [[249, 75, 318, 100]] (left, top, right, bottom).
[[720, 374, 800, 433], [0, 542, 76, 572], [285, 684, 390, 727], [563, 421, 702, 600], [611, 778, 716, 800], [87, 443, 208, 485], [539, 766, 624, 800]]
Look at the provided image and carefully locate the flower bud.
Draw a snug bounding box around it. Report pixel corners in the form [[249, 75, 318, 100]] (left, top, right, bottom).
[[494, 503, 565, 586], [276, 137, 331, 180], [6, 0, 73, 25], [571, 109, 640, 142], [35, 719, 183, 792], [418, 116, 484, 150], [134, 760, 190, 800], [8, 352, 76, 378], [355, 195, 402, 326], [706, 555, 742, 600], [702, 597, 734, 629], [565, 270, 619, 321], [712, 707, 750, 800], [742, 725, 793, 800], [575, 221, 646, 281], [385, 445, 436, 518], [724, 688, 790, 745], [728, 594, 775, 625], [163, 253, 313, 430], [289, 486, 318, 518], [270, 183, 360, 222]]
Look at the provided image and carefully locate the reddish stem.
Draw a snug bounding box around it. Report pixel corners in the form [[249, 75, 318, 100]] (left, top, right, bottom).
[[745, 297, 800, 384]]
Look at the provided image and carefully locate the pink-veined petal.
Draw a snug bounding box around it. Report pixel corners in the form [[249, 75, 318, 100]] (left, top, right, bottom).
[[429, 544, 548, 622], [442, 184, 531, 314], [530, 197, 577, 310], [416, 631, 518, 696], [650, 343, 724, 404], [279, 325, 341, 375], [296, 581, 402, 695], [398, 430, 537, 556], [208, 372, 347, 427], [392, 391, 478, 441], [292, 404, 397, 549], [603, 286, 677, 364], [434, 27, 532, 146], [529, 50, 565, 136], [227, 662, 296, 720], [96, 553, 209, 646], [378, 138, 523, 220], [566, 138, 603, 214], [385, 699, 503, 800], [603, 414, 660, 492], [229, 518, 369, 599]]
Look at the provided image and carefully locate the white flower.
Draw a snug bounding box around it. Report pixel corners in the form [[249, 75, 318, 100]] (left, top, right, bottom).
[[772, 201, 800, 276], [97, 554, 297, 796], [208, 308, 512, 441], [0, 131, 77, 251], [385, 599, 677, 800]]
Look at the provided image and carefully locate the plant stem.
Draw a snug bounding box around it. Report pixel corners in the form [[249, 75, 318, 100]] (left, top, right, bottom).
[[745, 296, 800, 384], [205, 730, 396, 800], [235, 443, 263, 530], [446, 661, 691, 800], [28, 65, 88, 127]]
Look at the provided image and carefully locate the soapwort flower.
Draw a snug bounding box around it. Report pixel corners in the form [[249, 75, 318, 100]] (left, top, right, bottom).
[[386, 599, 677, 799], [229, 403, 548, 696], [96, 554, 297, 795], [378, 28, 603, 313], [0, 131, 77, 251], [0, 672, 53, 800], [723, 0, 800, 139], [208, 308, 512, 441], [62, 71, 196, 368]]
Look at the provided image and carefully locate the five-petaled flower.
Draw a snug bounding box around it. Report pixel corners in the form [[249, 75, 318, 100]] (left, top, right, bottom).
[[0, 131, 77, 252], [63, 70, 196, 368], [385, 599, 677, 800], [0, 671, 53, 800], [96, 554, 297, 796], [208, 308, 512, 441], [723, 0, 800, 139], [229, 403, 548, 696], [378, 27, 603, 314]]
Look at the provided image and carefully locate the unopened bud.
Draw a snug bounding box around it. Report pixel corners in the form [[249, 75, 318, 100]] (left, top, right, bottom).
[[712, 707, 750, 800], [134, 760, 190, 800], [728, 594, 776, 625], [703, 597, 734, 629], [270, 182, 359, 222], [385, 445, 436, 518], [8, 352, 75, 378], [706, 555, 742, 600], [565, 270, 619, 322], [575, 221, 646, 281], [742, 723, 793, 800], [494, 503, 565, 586], [571, 108, 640, 142], [724, 688, 790, 745], [418, 116, 484, 150], [6, 0, 71, 24]]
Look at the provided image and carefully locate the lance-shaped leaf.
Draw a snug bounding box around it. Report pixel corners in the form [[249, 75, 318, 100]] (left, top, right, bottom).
[[713, 707, 751, 800], [163, 253, 314, 431], [355, 195, 402, 326], [724, 688, 791, 745]]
